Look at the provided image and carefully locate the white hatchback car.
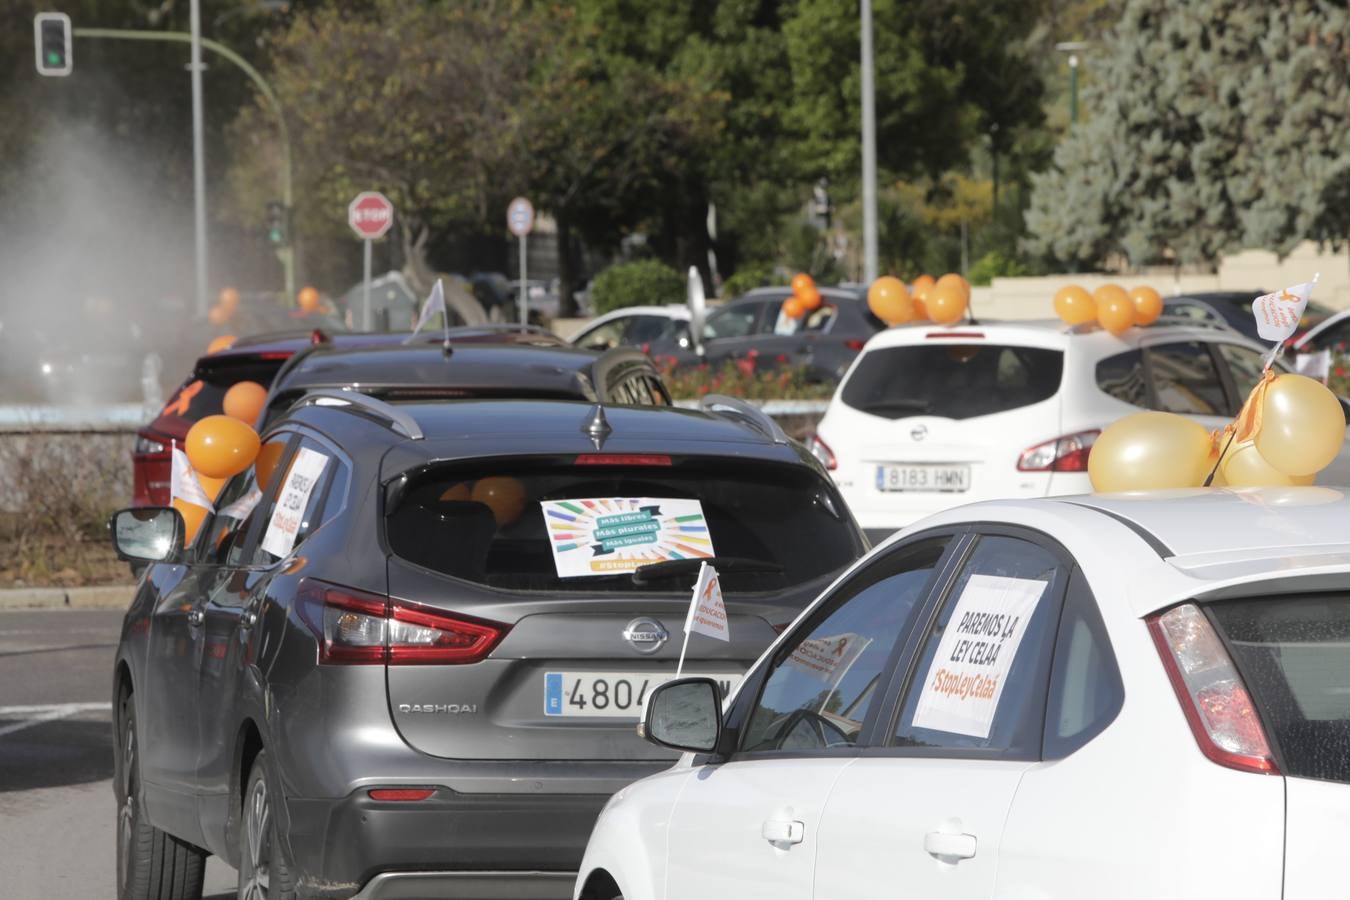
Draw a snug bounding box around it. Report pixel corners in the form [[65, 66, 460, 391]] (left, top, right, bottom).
[[576, 488, 1350, 900], [808, 320, 1350, 541]]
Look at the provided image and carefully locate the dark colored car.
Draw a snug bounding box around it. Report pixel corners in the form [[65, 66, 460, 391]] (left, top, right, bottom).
[[573, 287, 883, 384], [1163, 291, 1334, 343], [108, 393, 867, 899], [258, 343, 671, 430], [132, 326, 566, 506]]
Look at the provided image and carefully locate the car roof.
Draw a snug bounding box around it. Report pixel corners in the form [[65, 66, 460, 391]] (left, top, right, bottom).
[[907, 489, 1350, 616], [742, 286, 864, 302], [588, 305, 691, 322], [855, 319, 1255, 354]]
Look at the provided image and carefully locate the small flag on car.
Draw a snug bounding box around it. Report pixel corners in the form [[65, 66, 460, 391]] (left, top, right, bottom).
[[408, 278, 448, 341], [169, 441, 214, 512], [1251, 274, 1319, 369], [674, 562, 728, 679]]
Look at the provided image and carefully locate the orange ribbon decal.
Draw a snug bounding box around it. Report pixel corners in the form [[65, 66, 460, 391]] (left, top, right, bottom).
[[163, 380, 204, 417]]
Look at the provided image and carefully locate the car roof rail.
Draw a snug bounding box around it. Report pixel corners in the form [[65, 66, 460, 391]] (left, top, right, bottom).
[[699, 393, 789, 444], [292, 389, 424, 440]]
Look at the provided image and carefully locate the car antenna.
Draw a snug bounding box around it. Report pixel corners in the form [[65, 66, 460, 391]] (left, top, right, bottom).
[[582, 403, 612, 450]]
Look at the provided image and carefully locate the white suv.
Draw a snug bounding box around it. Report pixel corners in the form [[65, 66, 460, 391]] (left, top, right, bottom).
[[576, 488, 1350, 900], [808, 320, 1350, 541]]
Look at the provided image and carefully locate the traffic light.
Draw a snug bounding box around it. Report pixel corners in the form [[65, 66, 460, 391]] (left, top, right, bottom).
[[266, 202, 290, 246], [33, 13, 72, 77]]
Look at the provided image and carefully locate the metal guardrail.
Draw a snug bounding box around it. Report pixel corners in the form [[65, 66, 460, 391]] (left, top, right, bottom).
[[0, 404, 150, 433]]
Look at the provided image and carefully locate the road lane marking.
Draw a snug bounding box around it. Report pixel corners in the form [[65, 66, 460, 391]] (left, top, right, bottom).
[[0, 702, 112, 739]]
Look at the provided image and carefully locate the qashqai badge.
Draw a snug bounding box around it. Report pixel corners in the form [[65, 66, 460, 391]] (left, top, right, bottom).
[[622, 617, 669, 654]]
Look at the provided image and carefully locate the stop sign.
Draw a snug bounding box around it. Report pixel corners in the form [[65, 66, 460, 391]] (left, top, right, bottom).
[[348, 191, 394, 240]]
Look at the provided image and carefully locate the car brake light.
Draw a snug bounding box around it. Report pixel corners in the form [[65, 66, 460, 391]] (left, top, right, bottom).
[[1148, 604, 1278, 775], [806, 433, 837, 471], [368, 788, 436, 801], [1017, 430, 1099, 472], [844, 339, 866, 352], [296, 579, 508, 665], [256, 351, 293, 360], [574, 454, 672, 466], [926, 331, 984, 339]]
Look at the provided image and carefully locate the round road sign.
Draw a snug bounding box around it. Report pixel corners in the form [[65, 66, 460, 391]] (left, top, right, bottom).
[[348, 191, 394, 240], [507, 197, 534, 237]]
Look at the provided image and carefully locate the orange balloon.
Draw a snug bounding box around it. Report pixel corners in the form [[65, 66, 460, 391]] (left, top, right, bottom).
[[1129, 286, 1164, 326], [208, 305, 230, 325], [207, 335, 236, 354], [186, 414, 261, 479], [254, 440, 287, 492], [867, 276, 913, 326], [223, 381, 268, 425], [911, 296, 929, 321], [1053, 285, 1096, 326], [218, 287, 241, 314], [298, 286, 321, 313], [790, 273, 816, 296], [927, 284, 969, 326], [197, 473, 228, 503], [783, 297, 805, 319], [439, 482, 472, 502], [912, 274, 936, 295], [797, 285, 823, 310], [471, 476, 527, 526], [936, 273, 971, 301], [1097, 294, 1135, 336], [173, 497, 210, 544]]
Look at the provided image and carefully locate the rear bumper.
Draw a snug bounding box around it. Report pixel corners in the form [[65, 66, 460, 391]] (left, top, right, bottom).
[[285, 789, 607, 899]]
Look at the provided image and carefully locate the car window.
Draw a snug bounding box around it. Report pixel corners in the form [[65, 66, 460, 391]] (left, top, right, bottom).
[[577, 319, 627, 352], [1095, 349, 1148, 407], [740, 537, 950, 754], [803, 304, 837, 333], [1214, 343, 1267, 410], [195, 434, 294, 566], [251, 436, 344, 567], [842, 345, 1063, 420], [704, 303, 762, 340], [892, 534, 1066, 758], [1043, 570, 1123, 759], [385, 458, 860, 594], [1145, 341, 1227, 415], [625, 315, 677, 344], [1309, 319, 1350, 354], [1162, 301, 1221, 327]]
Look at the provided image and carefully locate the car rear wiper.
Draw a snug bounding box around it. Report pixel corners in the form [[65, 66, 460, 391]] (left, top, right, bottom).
[[631, 556, 784, 586], [862, 399, 929, 414]]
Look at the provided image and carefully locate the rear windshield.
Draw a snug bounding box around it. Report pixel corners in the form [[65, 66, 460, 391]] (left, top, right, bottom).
[[386, 458, 861, 593], [150, 358, 286, 434], [841, 345, 1063, 420], [1209, 596, 1350, 784]]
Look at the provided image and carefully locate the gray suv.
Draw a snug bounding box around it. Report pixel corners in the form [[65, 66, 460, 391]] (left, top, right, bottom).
[[108, 394, 866, 899]]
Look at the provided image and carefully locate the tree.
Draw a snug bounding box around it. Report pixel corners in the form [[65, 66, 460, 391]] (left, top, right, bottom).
[[1025, 0, 1350, 270]]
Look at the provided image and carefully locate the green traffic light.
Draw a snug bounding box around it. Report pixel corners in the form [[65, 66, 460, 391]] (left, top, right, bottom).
[[46, 51, 62, 65], [269, 228, 284, 243]]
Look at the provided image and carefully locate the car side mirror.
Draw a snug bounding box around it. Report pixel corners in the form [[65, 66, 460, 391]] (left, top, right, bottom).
[[109, 507, 183, 563], [640, 677, 722, 753]]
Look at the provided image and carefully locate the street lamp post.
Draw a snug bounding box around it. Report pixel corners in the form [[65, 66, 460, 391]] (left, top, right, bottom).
[[860, 0, 878, 285], [189, 0, 207, 317], [1056, 41, 1089, 126]]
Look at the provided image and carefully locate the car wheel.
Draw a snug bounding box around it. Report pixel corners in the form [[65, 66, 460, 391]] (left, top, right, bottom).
[[237, 751, 297, 900], [115, 694, 206, 900]]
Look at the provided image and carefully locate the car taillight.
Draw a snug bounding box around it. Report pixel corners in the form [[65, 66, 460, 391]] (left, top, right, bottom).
[[134, 435, 168, 456], [806, 433, 837, 471], [296, 579, 508, 665], [574, 454, 672, 466], [1016, 430, 1099, 472], [1148, 604, 1278, 775], [844, 339, 866, 352]]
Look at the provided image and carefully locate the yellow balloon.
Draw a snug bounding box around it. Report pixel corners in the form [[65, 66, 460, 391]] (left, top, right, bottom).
[[1254, 374, 1347, 476], [1088, 411, 1213, 492], [1221, 440, 1315, 487], [1053, 285, 1096, 326]]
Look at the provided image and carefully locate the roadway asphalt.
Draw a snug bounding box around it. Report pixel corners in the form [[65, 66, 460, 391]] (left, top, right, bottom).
[[0, 608, 234, 898]]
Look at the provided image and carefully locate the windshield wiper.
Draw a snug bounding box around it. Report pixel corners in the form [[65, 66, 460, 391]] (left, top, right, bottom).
[[631, 556, 784, 586], [862, 398, 929, 414]]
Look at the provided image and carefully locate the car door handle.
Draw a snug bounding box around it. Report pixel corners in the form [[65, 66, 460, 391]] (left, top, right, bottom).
[[242, 610, 258, 629], [187, 608, 204, 627], [762, 818, 805, 845], [924, 831, 977, 860]]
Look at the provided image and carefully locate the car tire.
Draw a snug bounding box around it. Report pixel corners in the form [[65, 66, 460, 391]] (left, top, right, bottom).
[[115, 694, 206, 900], [237, 751, 298, 900]]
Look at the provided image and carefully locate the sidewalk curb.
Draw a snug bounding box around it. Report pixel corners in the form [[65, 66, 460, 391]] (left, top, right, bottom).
[[0, 585, 135, 610]]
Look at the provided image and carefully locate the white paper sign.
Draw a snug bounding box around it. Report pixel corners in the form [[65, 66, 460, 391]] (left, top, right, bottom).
[[685, 562, 729, 641], [786, 632, 871, 684], [1295, 348, 1332, 383], [911, 574, 1047, 739], [260, 448, 329, 559], [1251, 281, 1313, 342], [540, 497, 714, 578]]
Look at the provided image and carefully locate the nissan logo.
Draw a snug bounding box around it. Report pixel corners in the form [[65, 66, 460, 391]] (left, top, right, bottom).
[[911, 425, 928, 441], [622, 617, 669, 654]]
